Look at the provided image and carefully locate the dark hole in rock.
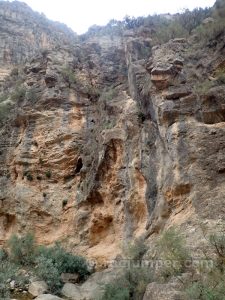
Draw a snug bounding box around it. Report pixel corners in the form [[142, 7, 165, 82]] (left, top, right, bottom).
[[87, 190, 104, 205], [218, 167, 225, 174], [45, 75, 57, 88], [30, 67, 41, 73], [75, 157, 83, 174]]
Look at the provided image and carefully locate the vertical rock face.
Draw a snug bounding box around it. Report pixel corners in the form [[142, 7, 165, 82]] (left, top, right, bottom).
[[143, 39, 225, 233], [0, 1, 225, 266], [0, 1, 76, 80]]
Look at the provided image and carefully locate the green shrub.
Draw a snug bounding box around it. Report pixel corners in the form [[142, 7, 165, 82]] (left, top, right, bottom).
[[6, 234, 90, 294], [0, 93, 11, 123], [11, 85, 26, 102], [0, 249, 7, 261], [102, 237, 151, 300], [23, 171, 33, 181], [8, 233, 36, 266], [35, 256, 61, 294], [153, 20, 188, 44], [216, 70, 225, 85], [39, 157, 44, 165], [185, 229, 225, 300], [101, 280, 130, 300], [194, 80, 214, 95], [185, 269, 225, 300], [103, 120, 115, 130], [196, 18, 225, 44], [140, 74, 152, 97], [10, 68, 19, 77], [214, 0, 225, 18], [139, 46, 151, 59], [0, 93, 8, 103], [178, 8, 211, 34], [0, 102, 11, 123], [100, 88, 118, 101], [45, 170, 52, 179], [61, 67, 77, 87], [123, 237, 147, 261], [26, 173, 33, 181], [101, 267, 152, 300], [151, 7, 210, 45], [83, 84, 100, 98], [124, 267, 153, 299], [156, 227, 189, 279], [37, 243, 90, 279], [0, 260, 18, 299], [209, 231, 225, 268], [26, 87, 39, 102]]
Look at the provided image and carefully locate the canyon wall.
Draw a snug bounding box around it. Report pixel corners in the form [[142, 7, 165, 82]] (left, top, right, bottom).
[[0, 1, 225, 267]]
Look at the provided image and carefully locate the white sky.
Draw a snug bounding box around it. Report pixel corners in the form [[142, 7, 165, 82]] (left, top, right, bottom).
[[18, 0, 216, 34]]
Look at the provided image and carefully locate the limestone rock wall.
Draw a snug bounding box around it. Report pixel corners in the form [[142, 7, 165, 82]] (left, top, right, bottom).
[[0, 1, 76, 74], [0, 1, 225, 267]]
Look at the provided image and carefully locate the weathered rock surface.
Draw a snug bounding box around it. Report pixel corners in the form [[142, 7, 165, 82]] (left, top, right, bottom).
[[28, 281, 48, 297], [62, 268, 122, 300], [0, 0, 225, 272], [61, 283, 83, 300], [35, 295, 63, 300], [143, 281, 184, 300], [0, 1, 76, 81]]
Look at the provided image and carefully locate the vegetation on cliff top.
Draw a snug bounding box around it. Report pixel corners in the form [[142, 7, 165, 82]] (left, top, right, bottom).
[[81, 7, 211, 43]]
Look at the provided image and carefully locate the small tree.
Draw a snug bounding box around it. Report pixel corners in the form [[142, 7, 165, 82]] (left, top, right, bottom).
[[45, 170, 52, 179], [209, 231, 225, 270], [61, 67, 77, 88], [8, 233, 36, 266], [11, 85, 26, 102], [185, 227, 225, 300], [101, 237, 152, 300], [123, 237, 147, 261], [178, 8, 211, 34], [101, 267, 152, 300], [156, 227, 190, 278]]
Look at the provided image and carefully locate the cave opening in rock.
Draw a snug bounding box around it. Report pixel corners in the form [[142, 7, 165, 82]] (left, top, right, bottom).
[[75, 157, 83, 174]]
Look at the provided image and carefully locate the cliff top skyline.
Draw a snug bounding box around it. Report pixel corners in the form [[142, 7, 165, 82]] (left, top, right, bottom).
[[4, 0, 216, 34]]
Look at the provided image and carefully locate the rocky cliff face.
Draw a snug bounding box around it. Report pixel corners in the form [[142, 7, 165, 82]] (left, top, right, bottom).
[[0, 0, 225, 267], [0, 1, 76, 82]]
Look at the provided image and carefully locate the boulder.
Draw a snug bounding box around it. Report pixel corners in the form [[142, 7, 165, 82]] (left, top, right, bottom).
[[35, 295, 63, 300], [61, 283, 83, 299], [10, 280, 16, 290], [150, 63, 183, 89], [61, 268, 122, 300], [28, 281, 48, 297], [143, 282, 185, 300]]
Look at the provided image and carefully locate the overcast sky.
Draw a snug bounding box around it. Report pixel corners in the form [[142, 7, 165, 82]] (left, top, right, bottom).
[[19, 0, 216, 34]]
